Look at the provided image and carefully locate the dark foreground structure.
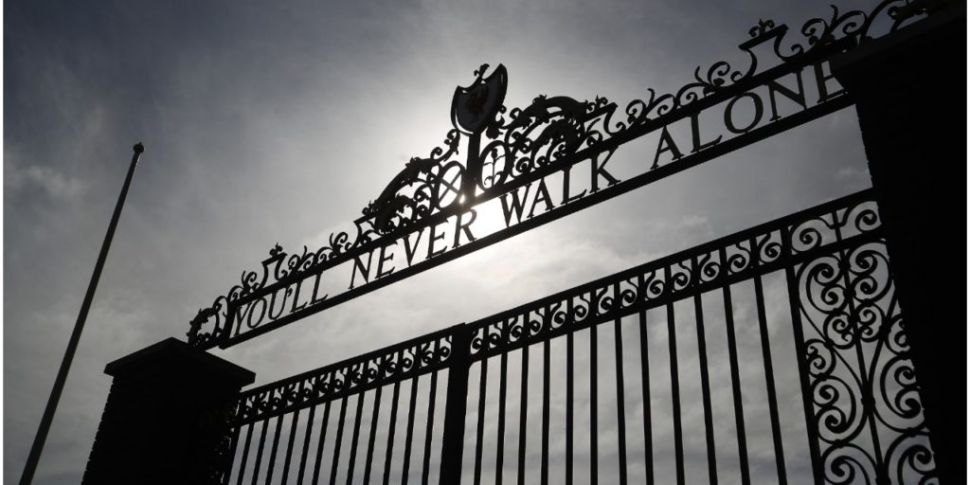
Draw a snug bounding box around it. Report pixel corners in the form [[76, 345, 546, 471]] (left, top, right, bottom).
[[82, 1, 965, 484]]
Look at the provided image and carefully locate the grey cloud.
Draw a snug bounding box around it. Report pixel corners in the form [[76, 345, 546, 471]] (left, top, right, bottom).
[[5, 161, 88, 201]]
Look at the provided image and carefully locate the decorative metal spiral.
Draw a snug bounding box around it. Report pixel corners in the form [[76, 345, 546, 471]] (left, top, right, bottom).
[[796, 240, 936, 484]]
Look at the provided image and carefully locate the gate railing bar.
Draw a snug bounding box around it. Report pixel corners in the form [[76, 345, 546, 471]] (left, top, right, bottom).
[[279, 405, 299, 484], [251, 419, 269, 485], [234, 424, 253, 485], [420, 369, 439, 485], [311, 400, 332, 485], [264, 414, 284, 484], [438, 325, 471, 484], [754, 273, 789, 484], [719, 269, 751, 485], [399, 374, 419, 485], [327, 397, 348, 485], [516, 344, 529, 485], [637, 309, 654, 485], [565, 327, 575, 485], [492, 346, 509, 485], [666, 299, 686, 485], [222, 425, 242, 485], [693, 289, 718, 485], [380, 379, 401, 485], [782, 230, 825, 485], [343, 371, 366, 484], [589, 320, 598, 485], [494, 323, 510, 485], [361, 379, 383, 484], [612, 316, 628, 485], [295, 404, 315, 484], [541, 337, 551, 485], [472, 344, 488, 485]]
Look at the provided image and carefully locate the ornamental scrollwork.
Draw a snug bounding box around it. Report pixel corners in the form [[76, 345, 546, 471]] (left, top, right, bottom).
[[232, 328, 454, 425], [796, 241, 937, 485]]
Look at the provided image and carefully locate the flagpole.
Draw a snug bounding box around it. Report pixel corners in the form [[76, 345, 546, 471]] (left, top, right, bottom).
[[20, 143, 145, 485]]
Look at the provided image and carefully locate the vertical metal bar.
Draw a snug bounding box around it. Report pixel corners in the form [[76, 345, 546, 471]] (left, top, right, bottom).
[[565, 328, 575, 485], [310, 401, 332, 485], [637, 310, 654, 485], [297, 405, 317, 485], [721, 283, 751, 485], [251, 419, 270, 485], [783, 241, 824, 485], [265, 415, 285, 485], [693, 293, 718, 485], [495, 347, 509, 485], [382, 381, 401, 485], [613, 318, 628, 485], [281, 408, 301, 484], [236, 423, 255, 485], [754, 274, 788, 485], [439, 324, 472, 485], [541, 338, 551, 485], [473, 355, 489, 485], [345, 391, 368, 485], [328, 397, 349, 485], [516, 343, 529, 485], [667, 302, 685, 485], [363, 384, 384, 485], [590, 320, 598, 485], [223, 423, 243, 485], [401, 375, 420, 485], [421, 370, 439, 485]]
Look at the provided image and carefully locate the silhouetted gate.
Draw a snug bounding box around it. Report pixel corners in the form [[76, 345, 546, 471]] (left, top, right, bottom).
[[78, 1, 961, 484], [222, 189, 934, 485]]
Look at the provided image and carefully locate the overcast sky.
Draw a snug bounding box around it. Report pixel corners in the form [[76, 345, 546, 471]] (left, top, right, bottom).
[[4, 1, 881, 483]]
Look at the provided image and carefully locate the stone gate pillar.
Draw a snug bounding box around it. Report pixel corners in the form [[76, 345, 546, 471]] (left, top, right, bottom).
[[82, 338, 255, 485], [831, 6, 965, 484]]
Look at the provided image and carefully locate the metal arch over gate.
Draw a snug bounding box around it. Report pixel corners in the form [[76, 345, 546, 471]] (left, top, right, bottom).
[[183, 1, 941, 350], [80, 0, 964, 484]]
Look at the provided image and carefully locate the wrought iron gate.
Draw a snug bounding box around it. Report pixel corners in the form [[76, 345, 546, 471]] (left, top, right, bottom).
[[77, 0, 960, 483], [221, 189, 935, 485]]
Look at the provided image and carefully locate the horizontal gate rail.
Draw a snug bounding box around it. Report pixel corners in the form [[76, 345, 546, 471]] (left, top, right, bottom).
[[232, 187, 880, 425]]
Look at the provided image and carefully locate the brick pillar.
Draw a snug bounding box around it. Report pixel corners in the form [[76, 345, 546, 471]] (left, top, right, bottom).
[[82, 338, 255, 485], [831, 6, 965, 484]]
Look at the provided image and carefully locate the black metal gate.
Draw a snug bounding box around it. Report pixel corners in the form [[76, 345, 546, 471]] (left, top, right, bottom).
[[75, 0, 961, 483], [222, 189, 935, 485]]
